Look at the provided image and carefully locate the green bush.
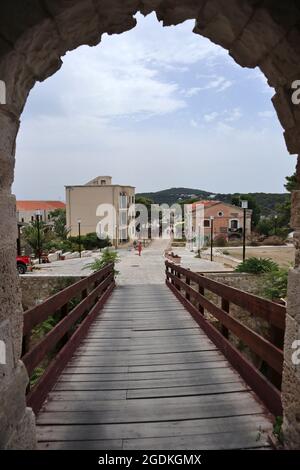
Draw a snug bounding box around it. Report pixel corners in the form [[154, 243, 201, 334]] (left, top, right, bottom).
[[235, 257, 279, 274], [69, 232, 111, 251], [213, 236, 228, 247], [85, 248, 120, 275]]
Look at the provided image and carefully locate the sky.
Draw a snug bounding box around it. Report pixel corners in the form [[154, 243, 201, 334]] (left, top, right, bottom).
[[13, 13, 296, 200]]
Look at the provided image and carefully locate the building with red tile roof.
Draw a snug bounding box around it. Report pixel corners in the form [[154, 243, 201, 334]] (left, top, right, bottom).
[[16, 200, 66, 224]]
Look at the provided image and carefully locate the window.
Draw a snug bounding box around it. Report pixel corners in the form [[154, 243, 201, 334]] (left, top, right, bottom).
[[120, 211, 127, 226], [21, 218, 24, 223], [101, 180, 106, 185], [119, 193, 128, 209], [31, 216, 34, 222], [119, 228, 128, 241], [203, 219, 210, 228], [218, 211, 224, 217], [230, 219, 239, 230]]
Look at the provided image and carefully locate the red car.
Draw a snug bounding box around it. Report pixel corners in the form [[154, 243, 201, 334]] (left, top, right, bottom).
[[16, 255, 32, 275]]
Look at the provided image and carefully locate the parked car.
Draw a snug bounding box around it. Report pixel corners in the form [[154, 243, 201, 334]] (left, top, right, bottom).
[[16, 255, 32, 274]]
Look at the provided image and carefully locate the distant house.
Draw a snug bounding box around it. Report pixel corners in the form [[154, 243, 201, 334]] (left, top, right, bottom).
[[186, 200, 252, 245], [16, 201, 66, 224], [65, 176, 135, 245]]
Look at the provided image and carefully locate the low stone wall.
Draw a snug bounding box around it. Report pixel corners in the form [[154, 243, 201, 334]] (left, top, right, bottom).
[[202, 272, 261, 295], [20, 275, 84, 311]]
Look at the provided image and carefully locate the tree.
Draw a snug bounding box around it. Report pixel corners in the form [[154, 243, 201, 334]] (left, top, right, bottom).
[[135, 196, 154, 217], [49, 208, 69, 240], [23, 220, 51, 256], [275, 173, 299, 232], [285, 172, 299, 192]]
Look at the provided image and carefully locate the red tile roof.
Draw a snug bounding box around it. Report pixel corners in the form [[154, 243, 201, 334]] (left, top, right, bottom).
[[190, 200, 220, 210], [16, 201, 66, 211]]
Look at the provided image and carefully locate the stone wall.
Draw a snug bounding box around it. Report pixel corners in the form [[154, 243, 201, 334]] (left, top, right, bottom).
[[20, 275, 84, 311]]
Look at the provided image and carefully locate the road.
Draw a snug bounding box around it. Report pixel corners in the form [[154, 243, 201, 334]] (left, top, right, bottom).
[[26, 239, 228, 281]]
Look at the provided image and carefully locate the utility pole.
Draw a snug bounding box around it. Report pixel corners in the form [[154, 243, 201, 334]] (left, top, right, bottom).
[[77, 219, 82, 258], [210, 216, 214, 262], [241, 201, 248, 262], [36, 210, 42, 264]]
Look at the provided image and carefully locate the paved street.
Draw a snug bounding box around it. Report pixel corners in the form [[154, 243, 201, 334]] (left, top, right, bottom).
[[27, 239, 228, 282]]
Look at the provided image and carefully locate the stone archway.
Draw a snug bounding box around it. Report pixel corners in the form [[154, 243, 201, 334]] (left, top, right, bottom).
[[1, 0, 300, 449]]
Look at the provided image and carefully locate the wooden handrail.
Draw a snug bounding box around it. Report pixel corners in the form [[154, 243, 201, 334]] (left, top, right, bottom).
[[22, 263, 115, 414], [167, 271, 283, 373], [165, 260, 285, 416], [166, 261, 285, 330], [23, 263, 113, 335]]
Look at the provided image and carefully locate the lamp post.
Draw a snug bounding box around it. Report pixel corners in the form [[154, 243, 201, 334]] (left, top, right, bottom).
[[241, 200, 248, 262], [274, 214, 278, 236], [210, 216, 214, 262], [77, 219, 82, 258], [35, 210, 42, 264], [17, 223, 22, 256]]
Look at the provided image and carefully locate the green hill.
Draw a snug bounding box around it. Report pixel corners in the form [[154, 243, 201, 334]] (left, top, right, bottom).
[[136, 188, 289, 216]]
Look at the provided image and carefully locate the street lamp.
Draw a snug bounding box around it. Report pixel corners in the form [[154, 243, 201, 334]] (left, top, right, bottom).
[[241, 200, 248, 262], [77, 219, 82, 258], [35, 210, 42, 264], [274, 214, 278, 236], [210, 216, 214, 262]]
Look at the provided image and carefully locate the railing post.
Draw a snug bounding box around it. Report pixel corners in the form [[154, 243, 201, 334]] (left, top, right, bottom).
[[221, 298, 229, 339], [171, 266, 175, 286], [81, 288, 88, 300], [186, 272, 191, 301], [198, 283, 204, 315], [176, 271, 181, 291]]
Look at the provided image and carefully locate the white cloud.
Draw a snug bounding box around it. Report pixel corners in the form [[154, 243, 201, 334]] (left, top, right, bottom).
[[190, 118, 198, 128], [258, 110, 275, 118], [184, 87, 202, 97], [203, 108, 242, 125], [204, 112, 219, 122], [224, 107, 242, 122]]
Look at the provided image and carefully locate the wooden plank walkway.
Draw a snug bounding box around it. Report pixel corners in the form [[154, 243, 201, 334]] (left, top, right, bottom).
[[37, 285, 273, 450]]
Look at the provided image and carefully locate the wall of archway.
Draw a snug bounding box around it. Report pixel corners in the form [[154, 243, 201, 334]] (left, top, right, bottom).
[[0, 0, 300, 449]]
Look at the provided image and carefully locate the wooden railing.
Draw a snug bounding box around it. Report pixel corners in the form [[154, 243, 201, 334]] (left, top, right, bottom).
[[22, 263, 115, 414], [165, 261, 286, 417]]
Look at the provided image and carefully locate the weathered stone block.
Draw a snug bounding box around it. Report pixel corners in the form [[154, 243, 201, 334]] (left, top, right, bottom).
[[5, 408, 36, 450], [0, 361, 35, 449], [291, 191, 300, 230], [272, 87, 296, 131], [282, 360, 300, 449], [286, 269, 300, 325]]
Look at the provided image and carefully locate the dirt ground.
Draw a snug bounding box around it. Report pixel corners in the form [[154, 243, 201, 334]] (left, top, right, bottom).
[[224, 245, 295, 268]]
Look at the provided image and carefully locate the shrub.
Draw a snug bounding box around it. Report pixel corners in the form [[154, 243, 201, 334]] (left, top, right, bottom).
[[69, 232, 111, 251], [235, 257, 279, 274], [260, 235, 286, 246], [85, 248, 120, 275], [213, 236, 228, 247], [261, 267, 288, 301]]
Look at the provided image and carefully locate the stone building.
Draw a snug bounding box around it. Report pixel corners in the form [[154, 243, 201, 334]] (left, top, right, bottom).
[[66, 176, 135, 245], [186, 200, 252, 245], [16, 200, 66, 224]]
